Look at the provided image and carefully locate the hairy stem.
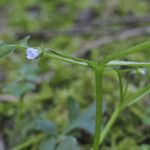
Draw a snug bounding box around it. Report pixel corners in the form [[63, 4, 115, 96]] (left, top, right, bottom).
[[44, 50, 95, 68], [93, 68, 104, 150]]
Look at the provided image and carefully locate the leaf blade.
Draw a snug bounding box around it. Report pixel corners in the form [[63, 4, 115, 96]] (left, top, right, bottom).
[[107, 60, 150, 67], [0, 44, 16, 59], [101, 41, 150, 64]]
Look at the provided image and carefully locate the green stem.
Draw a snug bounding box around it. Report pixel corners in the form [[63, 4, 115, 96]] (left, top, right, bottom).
[[12, 134, 45, 150], [93, 68, 104, 150], [99, 105, 121, 145], [44, 52, 88, 66], [44, 50, 95, 68], [117, 70, 124, 102], [99, 69, 124, 145]]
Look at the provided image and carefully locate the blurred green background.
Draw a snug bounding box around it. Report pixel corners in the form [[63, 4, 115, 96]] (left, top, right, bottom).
[[0, 0, 150, 150]]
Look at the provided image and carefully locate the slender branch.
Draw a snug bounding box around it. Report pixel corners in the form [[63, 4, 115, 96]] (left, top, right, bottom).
[[45, 53, 87, 66], [12, 134, 45, 150], [99, 105, 121, 145], [44, 50, 95, 68], [123, 84, 150, 108], [100, 81, 150, 144]]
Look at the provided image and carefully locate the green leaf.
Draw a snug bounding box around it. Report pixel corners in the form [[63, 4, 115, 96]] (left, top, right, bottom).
[[18, 35, 30, 48], [66, 102, 106, 134], [39, 137, 56, 150], [123, 84, 150, 107], [140, 144, 150, 150], [0, 44, 16, 59], [101, 41, 150, 64], [66, 96, 80, 123], [114, 138, 139, 150], [34, 119, 57, 135], [0, 36, 30, 60], [0, 41, 6, 46], [56, 136, 80, 150], [3, 82, 35, 97], [67, 103, 96, 134]]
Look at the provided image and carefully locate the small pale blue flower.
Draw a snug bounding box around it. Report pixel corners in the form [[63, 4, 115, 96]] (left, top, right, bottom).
[[26, 47, 39, 60]]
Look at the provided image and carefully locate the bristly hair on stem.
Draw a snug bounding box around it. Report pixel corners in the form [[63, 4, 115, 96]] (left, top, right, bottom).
[[93, 67, 104, 150]]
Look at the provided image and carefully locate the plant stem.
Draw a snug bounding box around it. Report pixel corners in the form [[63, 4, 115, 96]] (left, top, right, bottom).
[[99, 105, 121, 145], [44, 51, 95, 68], [117, 70, 124, 102], [12, 134, 45, 150], [98, 69, 124, 145], [93, 68, 104, 150]]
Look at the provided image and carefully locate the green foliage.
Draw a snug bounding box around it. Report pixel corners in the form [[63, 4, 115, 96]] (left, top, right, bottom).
[[56, 136, 80, 150], [0, 43, 16, 59], [0, 36, 30, 60], [34, 119, 57, 135], [0, 0, 150, 150], [18, 35, 30, 48], [39, 137, 56, 150], [68, 102, 96, 134], [140, 145, 150, 150], [0, 36, 150, 150], [112, 138, 138, 150], [66, 96, 80, 123], [4, 82, 35, 97]]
